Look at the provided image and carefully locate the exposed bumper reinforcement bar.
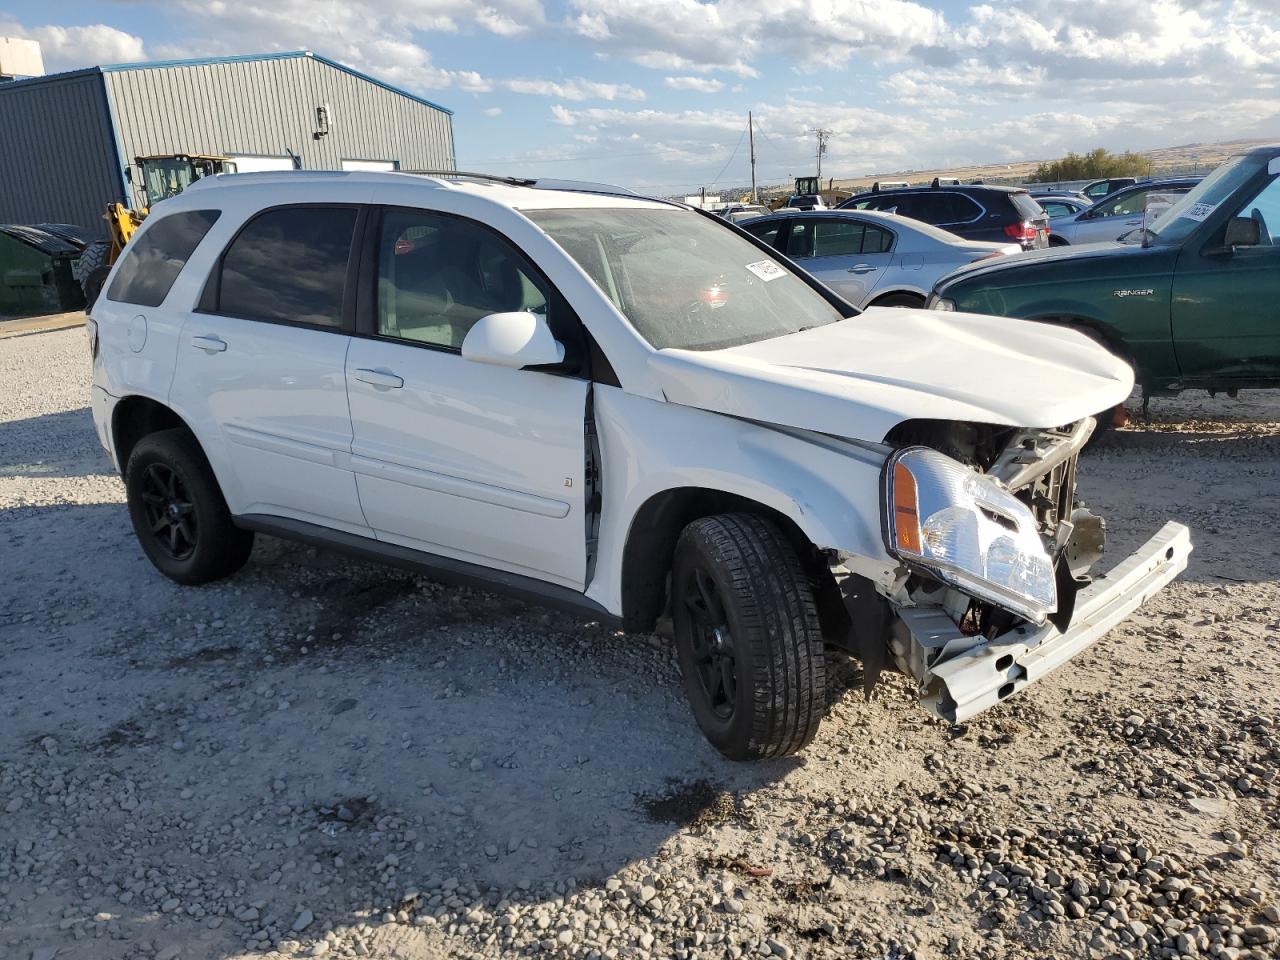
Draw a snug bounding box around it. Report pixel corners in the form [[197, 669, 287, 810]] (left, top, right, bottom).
[[900, 521, 1192, 724]]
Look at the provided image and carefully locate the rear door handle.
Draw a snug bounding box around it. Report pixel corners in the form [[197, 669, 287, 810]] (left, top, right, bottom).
[[190, 335, 227, 353], [847, 264, 876, 274], [1125, 218, 1143, 225], [353, 368, 404, 389]]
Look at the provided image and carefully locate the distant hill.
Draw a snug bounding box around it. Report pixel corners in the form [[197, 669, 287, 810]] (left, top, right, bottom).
[[748, 137, 1275, 199]]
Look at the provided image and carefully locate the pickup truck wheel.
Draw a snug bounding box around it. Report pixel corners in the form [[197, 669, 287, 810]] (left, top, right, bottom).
[[672, 514, 826, 760], [125, 428, 254, 585]]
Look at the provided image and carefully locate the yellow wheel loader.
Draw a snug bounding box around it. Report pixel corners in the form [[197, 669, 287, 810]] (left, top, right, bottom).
[[77, 154, 238, 307]]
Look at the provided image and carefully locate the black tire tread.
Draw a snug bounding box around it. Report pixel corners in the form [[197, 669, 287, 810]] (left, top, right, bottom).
[[125, 428, 253, 585], [676, 513, 826, 760]]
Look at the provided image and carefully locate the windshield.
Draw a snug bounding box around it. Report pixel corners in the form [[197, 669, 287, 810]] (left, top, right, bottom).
[[526, 207, 847, 351], [1143, 154, 1263, 244], [141, 159, 199, 206]]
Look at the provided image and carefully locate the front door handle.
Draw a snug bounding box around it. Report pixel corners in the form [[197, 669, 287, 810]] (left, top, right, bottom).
[[847, 264, 876, 274], [191, 335, 227, 353], [1125, 218, 1143, 226], [353, 368, 404, 389]]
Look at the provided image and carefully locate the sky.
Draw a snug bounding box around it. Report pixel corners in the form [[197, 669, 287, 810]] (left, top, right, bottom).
[[3, 0, 1278, 195]]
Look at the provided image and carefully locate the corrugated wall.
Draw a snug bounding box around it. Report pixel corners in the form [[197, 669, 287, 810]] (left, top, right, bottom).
[[0, 71, 123, 234], [102, 54, 455, 208]]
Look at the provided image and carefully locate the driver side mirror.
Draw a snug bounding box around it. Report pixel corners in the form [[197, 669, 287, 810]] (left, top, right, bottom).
[[1223, 216, 1260, 250], [461, 311, 565, 369]]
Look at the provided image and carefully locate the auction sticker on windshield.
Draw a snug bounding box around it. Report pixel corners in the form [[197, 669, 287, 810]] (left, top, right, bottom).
[[1179, 202, 1216, 222], [745, 260, 786, 282]]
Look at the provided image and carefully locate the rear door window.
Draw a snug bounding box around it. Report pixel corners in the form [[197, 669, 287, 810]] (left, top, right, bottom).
[[1011, 193, 1047, 221], [812, 220, 866, 256], [107, 209, 221, 307], [212, 206, 358, 328]]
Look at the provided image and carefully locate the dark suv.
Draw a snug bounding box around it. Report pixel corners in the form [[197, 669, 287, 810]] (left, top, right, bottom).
[[837, 185, 1050, 249]]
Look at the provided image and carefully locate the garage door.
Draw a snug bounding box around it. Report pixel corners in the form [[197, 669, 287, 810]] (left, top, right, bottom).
[[341, 160, 399, 172], [230, 156, 294, 173]]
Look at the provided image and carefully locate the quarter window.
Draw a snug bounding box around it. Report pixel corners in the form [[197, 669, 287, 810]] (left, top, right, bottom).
[[107, 209, 220, 307], [376, 209, 548, 350], [215, 207, 357, 327], [741, 220, 783, 249]]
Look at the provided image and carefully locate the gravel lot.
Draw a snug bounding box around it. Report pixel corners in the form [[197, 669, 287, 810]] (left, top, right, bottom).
[[2, 326, 1279, 960]]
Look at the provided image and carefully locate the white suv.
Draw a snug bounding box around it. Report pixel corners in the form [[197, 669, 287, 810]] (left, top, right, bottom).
[[88, 171, 1191, 760]]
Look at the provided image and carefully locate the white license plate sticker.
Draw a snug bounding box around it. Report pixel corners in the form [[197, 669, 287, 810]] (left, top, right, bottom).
[[745, 260, 786, 282]]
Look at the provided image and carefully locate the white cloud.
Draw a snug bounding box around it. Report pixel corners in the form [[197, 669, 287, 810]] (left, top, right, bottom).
[[484, 106, 504, 117], [506, 77, 645, 101], [5, 23, 146, 71], [664, 75, 724, 93], [566, 0, 945, 75]]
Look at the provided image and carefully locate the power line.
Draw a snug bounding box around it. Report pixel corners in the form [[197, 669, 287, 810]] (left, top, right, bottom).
[[707, 121, 748, 186]]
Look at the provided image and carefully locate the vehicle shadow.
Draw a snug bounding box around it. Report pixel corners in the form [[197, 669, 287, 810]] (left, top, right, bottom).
[[0, 406, 116, 480], [2, 500, 812, 959]]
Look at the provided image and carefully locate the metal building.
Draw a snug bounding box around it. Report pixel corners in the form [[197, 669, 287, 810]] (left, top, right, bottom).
[[0, 50, 456, 234]]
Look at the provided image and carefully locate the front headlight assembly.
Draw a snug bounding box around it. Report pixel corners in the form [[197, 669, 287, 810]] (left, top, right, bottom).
[[884, 446, 1057, 624]]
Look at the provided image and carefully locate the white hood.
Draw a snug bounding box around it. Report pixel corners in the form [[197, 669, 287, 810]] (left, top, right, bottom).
[[649, 307, 1134, 443]]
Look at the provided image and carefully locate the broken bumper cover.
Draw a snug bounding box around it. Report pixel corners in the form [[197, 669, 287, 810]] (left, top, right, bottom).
[[899, 521, 1192, 724]]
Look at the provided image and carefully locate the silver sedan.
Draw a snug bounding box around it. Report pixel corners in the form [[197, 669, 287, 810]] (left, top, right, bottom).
[[739, 209, 1020, 308]]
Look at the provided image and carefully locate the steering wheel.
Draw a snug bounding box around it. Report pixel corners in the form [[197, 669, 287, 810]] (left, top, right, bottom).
[[1251, 208, 1272, 246]]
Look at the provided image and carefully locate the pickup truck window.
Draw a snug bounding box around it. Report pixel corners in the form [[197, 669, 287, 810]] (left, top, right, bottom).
[[528, 208, 845, 351], [1146, 155, 1258, 244]]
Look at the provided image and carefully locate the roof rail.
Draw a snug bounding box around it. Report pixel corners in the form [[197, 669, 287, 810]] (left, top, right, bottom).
[[401, 169, 537, 186]]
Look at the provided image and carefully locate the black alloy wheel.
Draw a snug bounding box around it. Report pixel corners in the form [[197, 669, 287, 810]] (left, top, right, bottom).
[[138, 462, 198, 560], [681, 565, 738, 721]]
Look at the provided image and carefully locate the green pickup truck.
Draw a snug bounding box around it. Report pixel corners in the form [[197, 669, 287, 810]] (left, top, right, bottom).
[[929, 143, 1280, 401]]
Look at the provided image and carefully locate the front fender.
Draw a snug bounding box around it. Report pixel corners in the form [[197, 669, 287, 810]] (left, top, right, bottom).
[[586, 387, 895, 615]]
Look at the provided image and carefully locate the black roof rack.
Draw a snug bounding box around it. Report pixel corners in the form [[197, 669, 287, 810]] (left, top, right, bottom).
[[402, 169, 538, 186]]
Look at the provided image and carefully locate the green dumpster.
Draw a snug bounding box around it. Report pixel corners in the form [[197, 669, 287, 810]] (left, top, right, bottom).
[[0, 224, 87, 317]]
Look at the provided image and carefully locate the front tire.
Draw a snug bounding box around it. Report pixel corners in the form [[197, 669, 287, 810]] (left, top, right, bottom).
[[125, 428, 254, 585], [671, 514, 826, 760]]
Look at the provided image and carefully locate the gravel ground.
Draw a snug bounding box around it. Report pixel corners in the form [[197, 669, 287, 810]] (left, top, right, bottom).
[[2, 327, 1279, 960]]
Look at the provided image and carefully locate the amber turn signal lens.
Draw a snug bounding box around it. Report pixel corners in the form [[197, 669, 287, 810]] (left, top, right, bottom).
[[893, 461, 920, 554]]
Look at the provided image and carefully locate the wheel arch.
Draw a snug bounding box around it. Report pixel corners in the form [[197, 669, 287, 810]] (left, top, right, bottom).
[[1028, 313, 1135, 369], [111, 395, 199, 477], [619, 486, 833, 634], [866, 287, 927, 308]]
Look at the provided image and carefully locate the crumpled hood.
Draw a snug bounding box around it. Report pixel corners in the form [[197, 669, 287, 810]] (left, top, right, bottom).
[[649, 307, 1134, 443]]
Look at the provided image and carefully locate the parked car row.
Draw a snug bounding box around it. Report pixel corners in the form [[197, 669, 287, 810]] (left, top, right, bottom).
[[738, 209, 1018, 309], [1047, 178, 1200, 245], [930, 143, 1280, 404], [709, 145, 1277, 414]]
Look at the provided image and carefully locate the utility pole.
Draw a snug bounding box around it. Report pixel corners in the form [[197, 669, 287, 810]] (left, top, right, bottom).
[[813, 128, 832, 179], [748, 111, 757, 203]]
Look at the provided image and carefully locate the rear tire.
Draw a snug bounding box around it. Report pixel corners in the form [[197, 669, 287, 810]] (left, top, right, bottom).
[[671, 514, 826, 761], [869, 292, 925, 309], [75, 240, 111, 309], [125, 428, 254, 585]]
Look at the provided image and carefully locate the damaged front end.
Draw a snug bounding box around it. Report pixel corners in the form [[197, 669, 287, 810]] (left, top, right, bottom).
[[831, 417, 1191, 723]]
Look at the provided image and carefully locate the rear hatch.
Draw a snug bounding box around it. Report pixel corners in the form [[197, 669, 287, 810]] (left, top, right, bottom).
[[1010, 191, 1051, 248]]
